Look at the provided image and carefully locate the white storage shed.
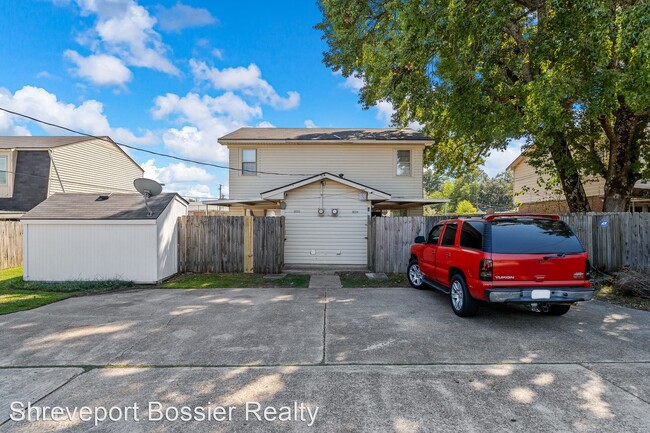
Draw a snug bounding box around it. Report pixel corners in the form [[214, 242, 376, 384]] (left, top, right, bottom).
[[21, 193, 188, 284]]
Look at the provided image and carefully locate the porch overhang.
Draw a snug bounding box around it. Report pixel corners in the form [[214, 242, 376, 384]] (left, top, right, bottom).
[[201, 198, 280, 209], [260, 172, 391, 201], [372, 198, 450, 209]]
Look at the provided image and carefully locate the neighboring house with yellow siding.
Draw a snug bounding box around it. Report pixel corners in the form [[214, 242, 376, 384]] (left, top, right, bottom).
[[507, 154, 650, 213], [0, 136, 144, 219]]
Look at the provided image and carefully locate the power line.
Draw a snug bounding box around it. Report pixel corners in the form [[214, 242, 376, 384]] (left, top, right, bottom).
[[0, 107, 315, 177]]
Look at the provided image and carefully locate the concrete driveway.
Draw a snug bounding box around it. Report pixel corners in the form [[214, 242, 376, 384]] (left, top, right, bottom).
[[1, 286, 649, 432]]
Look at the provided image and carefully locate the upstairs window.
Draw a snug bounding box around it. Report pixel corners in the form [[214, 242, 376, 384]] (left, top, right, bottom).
[[242, 149, 257, 176], [396, 150, 411, 176], [0, 156, 7, 184]]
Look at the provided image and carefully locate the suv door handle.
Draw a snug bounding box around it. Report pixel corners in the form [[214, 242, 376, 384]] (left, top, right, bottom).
[[446, 253, 451, 258]]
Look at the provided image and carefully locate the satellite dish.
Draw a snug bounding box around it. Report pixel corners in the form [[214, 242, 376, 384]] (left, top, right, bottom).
[[134, 178, 163, 216]]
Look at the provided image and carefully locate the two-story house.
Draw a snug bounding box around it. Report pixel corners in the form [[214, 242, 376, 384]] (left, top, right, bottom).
[[0, 136, 144, 219], [207, 128, 445, 266]]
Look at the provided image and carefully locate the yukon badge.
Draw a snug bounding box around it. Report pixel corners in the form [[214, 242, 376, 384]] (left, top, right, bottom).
[[494, 275, 515, 280], [573, 272, 584, 279]]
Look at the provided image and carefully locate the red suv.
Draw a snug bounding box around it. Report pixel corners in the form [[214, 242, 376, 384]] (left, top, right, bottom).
[[408, 214, 593, 317]]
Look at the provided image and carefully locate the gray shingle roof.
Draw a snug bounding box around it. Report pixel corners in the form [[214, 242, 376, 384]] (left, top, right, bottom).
[[22, 193, 183, 220], [0, 136, 98, 149], [220, 128, 432, 142]]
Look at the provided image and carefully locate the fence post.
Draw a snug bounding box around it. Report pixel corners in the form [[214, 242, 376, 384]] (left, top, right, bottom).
[[243, 215, 254, 273]]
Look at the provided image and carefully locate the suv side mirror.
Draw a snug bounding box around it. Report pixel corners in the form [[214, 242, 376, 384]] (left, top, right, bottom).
[[414, 236, 426, 244]]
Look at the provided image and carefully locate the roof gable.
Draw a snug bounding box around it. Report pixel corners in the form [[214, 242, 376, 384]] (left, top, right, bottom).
[[260, 172, 391, 200]]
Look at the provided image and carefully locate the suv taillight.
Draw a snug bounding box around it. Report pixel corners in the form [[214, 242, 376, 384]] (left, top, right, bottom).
[[479, 259, 493, 281], [585, 259, 591, 280]]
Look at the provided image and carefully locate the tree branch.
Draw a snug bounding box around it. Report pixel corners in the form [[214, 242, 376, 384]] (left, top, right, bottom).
[[503, 22, 532, 82], [598, 115, 619, 147]]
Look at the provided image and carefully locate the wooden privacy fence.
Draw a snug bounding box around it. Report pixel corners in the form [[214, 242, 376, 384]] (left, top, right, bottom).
[[178, 216, 285, 274], [369, 213, 650, 273], [0, 221, 22, 270]]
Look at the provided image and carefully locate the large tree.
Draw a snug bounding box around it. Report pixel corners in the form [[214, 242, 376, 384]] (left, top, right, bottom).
[[318, 0, 650, 211]]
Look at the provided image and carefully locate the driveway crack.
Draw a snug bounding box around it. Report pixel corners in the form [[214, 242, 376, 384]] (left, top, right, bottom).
[[0, 368, 87, 427], [579, 362, 650, 406]]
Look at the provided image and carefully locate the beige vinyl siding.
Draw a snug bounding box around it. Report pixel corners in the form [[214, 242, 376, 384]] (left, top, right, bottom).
[[282, 179, 369, 265], [48, 139, 144, 195], [512, 157, 605, 204], [229, 144, 424, 199]]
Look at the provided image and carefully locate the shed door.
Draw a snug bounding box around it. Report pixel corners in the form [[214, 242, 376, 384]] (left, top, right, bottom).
[[282, 180, 369, 266]]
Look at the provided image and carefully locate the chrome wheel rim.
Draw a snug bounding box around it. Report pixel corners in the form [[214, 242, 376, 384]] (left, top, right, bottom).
[[451, 280, 464, 310], [409, 264, 423, 286]]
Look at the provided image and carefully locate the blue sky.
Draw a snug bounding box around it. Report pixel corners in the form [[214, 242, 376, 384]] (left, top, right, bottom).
[[0, 0, 519, 198]]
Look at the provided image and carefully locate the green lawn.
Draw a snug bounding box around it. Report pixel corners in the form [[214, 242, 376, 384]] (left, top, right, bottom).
[[162, 273, 310, 289], [0, 267, 133, 315], [338, 272, 409, 288]]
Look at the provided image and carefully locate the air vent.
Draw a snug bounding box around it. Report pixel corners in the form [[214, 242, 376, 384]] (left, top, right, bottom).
[[95, 195, 110, 201]]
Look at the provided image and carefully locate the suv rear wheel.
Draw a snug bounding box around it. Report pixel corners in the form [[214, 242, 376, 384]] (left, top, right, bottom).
[[407, 260, 427, 290], [450, 274, 479, 317], [542, 304, 571, 316]]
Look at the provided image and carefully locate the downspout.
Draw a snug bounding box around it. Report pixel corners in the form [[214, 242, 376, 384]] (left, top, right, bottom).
[[48, 149, 65, 193]]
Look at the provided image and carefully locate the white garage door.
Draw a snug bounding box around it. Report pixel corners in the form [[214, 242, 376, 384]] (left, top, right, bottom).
[[283, 179, 370, 265]]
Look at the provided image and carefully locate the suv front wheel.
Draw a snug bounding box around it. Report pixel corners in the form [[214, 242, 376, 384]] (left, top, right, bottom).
[[449, 274, 479, 317], [407, 260, 427, 290]]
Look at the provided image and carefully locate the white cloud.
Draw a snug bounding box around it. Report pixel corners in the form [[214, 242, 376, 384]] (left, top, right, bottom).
[[141, 158, 216, 198], [152, 89, 276, 163], [304, 119, 318, 128], [141, 158, 214, 183], [190, 60, 300, 110], [211, 48, 223, 59], [155, 3, 217, 32], [59, 0, 179, 84], [0, 85, 156, 145], [257, 121, 275, 128], [481, 139, 525, 177], [64, 50, 132, 86], [152, 92, 261, 123], [162, 126, 229, 163], [375, 100, 395, 125]]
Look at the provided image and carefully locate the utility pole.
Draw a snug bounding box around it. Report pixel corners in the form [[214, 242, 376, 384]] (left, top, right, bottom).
[[218, 184, 223, 200]]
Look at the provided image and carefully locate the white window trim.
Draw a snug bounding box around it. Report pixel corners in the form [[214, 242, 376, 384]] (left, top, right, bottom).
[[0, 151, 15, 198], [0, 154, 8, 185], [395, 149, 412, 177], [241, 148, 258, 176]]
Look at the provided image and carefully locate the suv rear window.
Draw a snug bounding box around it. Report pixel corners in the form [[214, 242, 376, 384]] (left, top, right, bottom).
[[491, 219, 584, 254]]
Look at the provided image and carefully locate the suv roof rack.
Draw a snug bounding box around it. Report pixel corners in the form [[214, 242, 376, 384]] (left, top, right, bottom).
[[483, 213, 560, 221]]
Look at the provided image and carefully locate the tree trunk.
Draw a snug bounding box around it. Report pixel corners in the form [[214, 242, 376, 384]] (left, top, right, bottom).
[[548, 137, 592, 212], [600, 97, 644, 212]]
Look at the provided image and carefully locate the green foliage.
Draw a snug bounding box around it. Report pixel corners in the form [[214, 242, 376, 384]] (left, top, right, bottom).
[[425, 169, 514, 211], [455, 200, 478, 214], [318, 0, 650, 210]]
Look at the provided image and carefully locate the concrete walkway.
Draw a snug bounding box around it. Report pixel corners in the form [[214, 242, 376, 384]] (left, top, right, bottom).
[[1, 287, 648, 432], [308, 274, 342, 289]]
